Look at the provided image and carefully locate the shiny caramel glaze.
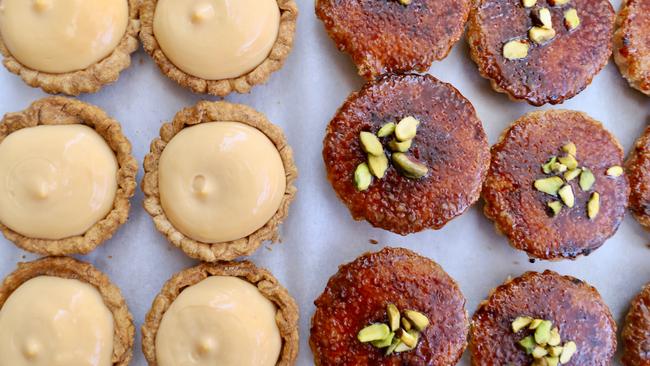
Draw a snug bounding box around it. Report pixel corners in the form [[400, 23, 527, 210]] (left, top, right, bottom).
[[622, 283, 650, 366], [614, 0, 650, 95], [322, 73, 489, 235], [310, 247, 468, 366], [483, 110, 629, 260], [467, 0, 614, 106], [315, 0, 470, 79], [470, 270, 617, 366], [626, 125, 650, 229]]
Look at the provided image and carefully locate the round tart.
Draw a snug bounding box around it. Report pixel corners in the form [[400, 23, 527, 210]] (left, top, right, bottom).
[[310, 247, 469, 365], [0, 0, 139, 95], [622, 283, 650, 366], [614, 0, 650, 95], [483, 110, 629, 260], [467, 0, 615, 106], [142, 100, 297, 261], [627, 126, 650, 229], [139, 0, 298, 96], [315, 0, 470, 79], [470, 270, 616, 365], [0, 97, 137, 255], [141, 260, 299, 366], [0, 256, 135, 366], [322, 73, 489, 235]]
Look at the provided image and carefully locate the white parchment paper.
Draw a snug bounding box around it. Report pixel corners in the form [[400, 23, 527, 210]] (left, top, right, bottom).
[[0, 0, 648, 364]]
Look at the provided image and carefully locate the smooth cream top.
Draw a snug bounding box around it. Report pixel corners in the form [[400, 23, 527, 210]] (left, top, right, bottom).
[[158, 122, 286, 243], [156, 276, 281, 366], [0, 125, 118, 239], [0, 276, 114, 366], [153, 0, 280, 80], [0, 0, 129, 73]]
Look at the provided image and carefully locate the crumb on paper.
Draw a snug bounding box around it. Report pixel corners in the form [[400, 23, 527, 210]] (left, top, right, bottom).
[[529, 258, 536, 264], [266, 246, 272, 251], [108, 255, 113, 259], [369, 239, 379, 245]]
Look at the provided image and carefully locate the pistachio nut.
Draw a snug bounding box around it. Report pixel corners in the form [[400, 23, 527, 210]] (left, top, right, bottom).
[[549, 345, 563, 357], [529, 319, 544, 330], [551, 162, 568, 173], [387, 304, 400, 332], [393, 340, 414, 353], [368, 153, 389, 179], [388, 139, 413, 153], [548, 327, 561, 347], [397, 328, 418, 348], [534, 177, 564, 196], [558, 185, 575, 208], [371, 332, 395, 348], [512, 316, 533, 333], [377, 122, 396, 138], [542, 156, 558, 174], [534, 320, 552, 345], [532, 345, 549, 358], [401, 318, 412, 331], [399, 0, 412, 5], [545, 356, 559, 366], [564, 168, 581, 181], [549, 0, 570, 5], [564, 8, 580, 30], [503, 40, 530, 60], [560, 341, 577, 363], [360, 131, 384, 156], [354, 163, 372, 191], [606, 166, 623, 177], [562, 142, 577, 156], [538, 8, 553, 29], [519, 336, 536, 354], [404, 310, 430, 331], [522, 0, 537, 7], [529, 26, 556, 44], [558, 155, 578, 170], [587, 192, 600, 219], [392, 153, 428, 179], [358, 323, 390, 343], [385, 338, 401, 355], [395, 116, 420, 142], [579, 168, 595, 191], [548, 201, 562, 217]]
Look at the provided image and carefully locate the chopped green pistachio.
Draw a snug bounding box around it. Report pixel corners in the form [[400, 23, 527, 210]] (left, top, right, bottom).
[[522, 0, 537, 7], [512, 316, 533, 333], [549, 0, 570, 5], [377, 123, 396, 138], [538, 8, 553, 29], [368, 153, 389, 179], [564, 168, 581, 181], [548, 327, 561, 346], [562, 142, 577, 156], [534, 320, 553, 345], [387, 304, 400, 332], [606, 166, 623, 177], [558, 155, 578, 170], [587, 192, 600, 219], [371, 332, 395, 348], [532, 345, 549, 358], [354, 163, 372, 191], [579, 168, 596, 191], [564, 8, 580, 30], [360, 131, 384, 156], [548, 201, 562, 217], [542, 156, 558, 174], [529, 26, 556, 44], [549, 345, 563, 357], [357, 323, 390, 343], [551, 162, 568, 173], [397, 328, 418, 348], [404, 310, 430, 331], [546, 356, 559, 366], [529, 319, 544, 330], [398, 0, 412, 5], [388, 139, 413, 153], [534, 177, 564, 196], [558, 185, 575, 208], [395, 116, 420, 142], [394, 340, 414, 353], [392, 153, 428, 179], [560, 341, 577, 363], [385, 338, 401, 355], [518, 336, 536, 354], [503, 40, 530, 60], [401, 318, 412, 331]]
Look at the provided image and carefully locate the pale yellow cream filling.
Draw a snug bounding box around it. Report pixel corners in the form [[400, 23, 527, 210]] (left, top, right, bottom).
[[153, 0, 280, 80], [0, 0, 129, 73], [0, 276, 114, 366], [0, 125, 118, 239], [156, 276, 281, 366], [158, 122, 286, 243]]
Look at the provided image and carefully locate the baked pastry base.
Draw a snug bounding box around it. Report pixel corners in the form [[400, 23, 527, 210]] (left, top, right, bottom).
[[141, 260, 299, 366], [621, 283, 650, 366], [139, 0, 297, 96], [626, 125, 650, 229], [0, 0, 140, 96], [142, 100, 298, 262], [614, 0, 650, 96], [0, 97, 138, 255], [0, 256, 135, 366]]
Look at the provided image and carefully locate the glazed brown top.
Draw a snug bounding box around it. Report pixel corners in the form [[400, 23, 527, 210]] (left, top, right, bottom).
[[467, 0, 614, 106], [622, 283, 650, 366], [483, 110, 629, 260], [471, 270, 617, 366], [322, 73, 489, 235], [616, 0, 650, 93], [310, 247, 468, 366], [627, 125, 650, 229], [315, 0, 470, 79]]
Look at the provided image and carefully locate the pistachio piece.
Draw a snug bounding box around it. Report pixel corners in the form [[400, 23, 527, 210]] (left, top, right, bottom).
[[534, 177, 564, 196], [398, 0, 412, 5], [549, 0, 570, 5], [385, 338, 401, 355], [542, 156, 558, 174], [533, 359, 549, 366], [529, 319, 544, 330], [545, 356, 559, 366], [358, 323, 390, 343], [579, 168, 595, 191], [587, 192, 600, 219], [560, 341, 577, 363], [404, 310, 430, 331], [388, 139, 413, 153], [558, 185, 575, 208], [392, 153, 428, 179], [387, 304, 400, 332], [368, 153, 389, 179], [377, 122, 396, 138], [519, 336, 536, 354], [549, 345, 563, 357], [529, 26, 556, 44], [371, 332, 395, 348], [606, 165, 623, 177], [360, 131, 384, 156], [503, 40, 530, 60], [532, 345, 549, 358], [548, 201, 562, 217], [354, 163, 372, 191], [522, 0, 537, 7], [548, 327, 561, 346], [538, 8, 553, 29], [394, 340, 414, 353], [558, 155, 578, 170], [512, 316, 533, 332], [564, 168, 581, 181], [397, 328, 418, 348], [562, 142, 577, 156], [401, 318, 412, 331], [395, 116, 420, 142], [564, 8, 580, 30], [534, 320, 552, 345], [551, 162, 568, 173]]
